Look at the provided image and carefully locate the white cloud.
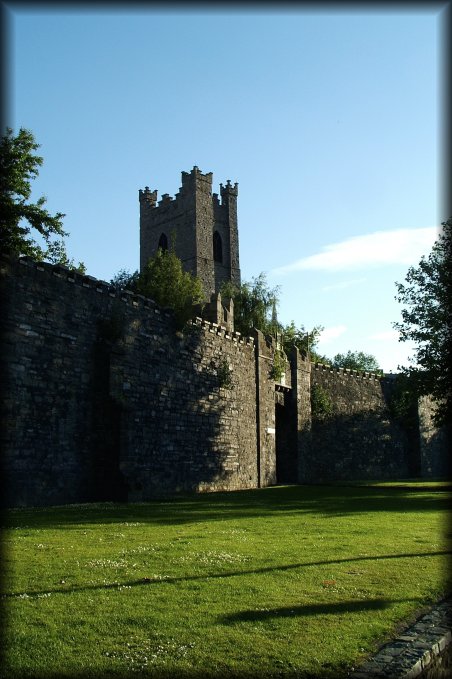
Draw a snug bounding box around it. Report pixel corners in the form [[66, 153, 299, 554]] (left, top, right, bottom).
[[369, 330, 400, 341], [271, 226, 438, 274], [318, 325, 347, 344], [322, 277, 366, 292]]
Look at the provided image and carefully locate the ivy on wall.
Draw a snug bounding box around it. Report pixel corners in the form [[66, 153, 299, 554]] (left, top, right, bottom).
[[270, 349, 286, 382], [218, 358, 233, 389]]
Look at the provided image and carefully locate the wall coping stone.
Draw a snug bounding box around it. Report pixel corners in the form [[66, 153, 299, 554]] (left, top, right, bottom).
[[5, 255, 407, 369], [349, 596, 452, 678], [312, 361, 395, 381], [3, 256, 255, 349]]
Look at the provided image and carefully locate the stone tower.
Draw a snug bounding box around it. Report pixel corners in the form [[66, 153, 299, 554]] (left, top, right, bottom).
[[139, 167, 241, 300]]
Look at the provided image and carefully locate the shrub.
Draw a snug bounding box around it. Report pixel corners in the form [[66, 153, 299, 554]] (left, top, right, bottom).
[[311, 383, 333, 420]]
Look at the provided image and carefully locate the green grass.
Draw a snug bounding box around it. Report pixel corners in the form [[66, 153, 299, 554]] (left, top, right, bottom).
[[332, 478, 452, 490], [2, 483, 451, 678]]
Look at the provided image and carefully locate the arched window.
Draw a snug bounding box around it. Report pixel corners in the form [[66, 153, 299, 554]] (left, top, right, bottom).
[[158, 233, 168, 252], [213, 231, 223, 263]]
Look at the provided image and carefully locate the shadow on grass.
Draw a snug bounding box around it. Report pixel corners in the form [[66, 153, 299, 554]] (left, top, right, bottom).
[[4, 550, 451, 600], [4, 484, 452, 530], [220, 597, 399, 623]]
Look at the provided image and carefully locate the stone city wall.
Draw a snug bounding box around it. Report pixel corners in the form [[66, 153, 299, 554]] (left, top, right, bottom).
[[304, 364, 413, 482], [0, 256, 271, 507], [1, 256, 448, 509]]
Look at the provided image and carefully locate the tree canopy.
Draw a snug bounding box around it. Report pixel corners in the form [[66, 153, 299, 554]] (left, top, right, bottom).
[[281, 320, 325, 362], [0, 127, 84, 271], [394, 217, 452, 425], [332, 350, 382, 374], [110, 247, 204, 330], [221, 273, 280, 338], [109, 268, 140, 293], [221, 273, 324, 359]]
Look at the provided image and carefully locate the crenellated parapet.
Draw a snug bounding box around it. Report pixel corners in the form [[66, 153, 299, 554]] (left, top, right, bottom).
[[139, 186, 158, 209], [191, 317, 254, 347], [11, 256, 170, 316], [3, 256, 249, 348], [139, 168, 215, 213], [220, 179, 239, 200], [181, 165, 213, 193], [197, 292, 235, 333], [312, 361, 385, 381]]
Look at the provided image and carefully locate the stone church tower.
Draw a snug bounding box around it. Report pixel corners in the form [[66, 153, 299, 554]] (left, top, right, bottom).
[[139, 167, 241, 300]]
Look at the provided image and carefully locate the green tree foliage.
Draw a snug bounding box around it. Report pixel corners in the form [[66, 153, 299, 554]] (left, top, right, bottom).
[[281, 320, 325, 361], [394, 217, 452, 426], [221, 274, 324, 361], [109, 268, 140, 293], [332, 350, 382, 374], [0, 127, 85, 272], [269, 349, 286, 382], [221, 273, 281, 337], [310, 384, 333, 421], [217, 358, 233, 389], [110, 249, 204, 330]]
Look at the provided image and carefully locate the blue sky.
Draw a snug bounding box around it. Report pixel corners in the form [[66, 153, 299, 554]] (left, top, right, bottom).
[[7, 6, 446, 372]]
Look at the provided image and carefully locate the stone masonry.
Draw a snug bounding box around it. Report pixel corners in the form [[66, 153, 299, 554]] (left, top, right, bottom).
[[1, 254, 446, 508], [0, 256, 270, 507], [304, 365, 414, 482]]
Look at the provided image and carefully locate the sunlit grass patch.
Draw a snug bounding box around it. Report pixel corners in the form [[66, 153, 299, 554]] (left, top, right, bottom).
[[3, 483, 451, 678], [333, 477, 452, 490]]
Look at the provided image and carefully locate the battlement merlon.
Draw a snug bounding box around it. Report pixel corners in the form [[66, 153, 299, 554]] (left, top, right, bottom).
[[139, 186, 158, 208], [181, 166, 213, 194], [220, 180, 239, 201]]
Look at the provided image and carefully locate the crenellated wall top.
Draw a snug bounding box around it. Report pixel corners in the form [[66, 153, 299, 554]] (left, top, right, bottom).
[[191, 317, 254, 347], [311, 361, 393, 381], [2, 256, 253, 348], [3, 256, 399, 366], [139, 167, 238, 214]]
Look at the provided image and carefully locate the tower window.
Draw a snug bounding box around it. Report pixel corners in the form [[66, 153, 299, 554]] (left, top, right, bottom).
[[158, 233, 168, 252], [213, 231, 223, 263]]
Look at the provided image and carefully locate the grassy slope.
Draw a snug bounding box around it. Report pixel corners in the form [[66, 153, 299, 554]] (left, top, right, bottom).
[[2, 483, 451, 678]]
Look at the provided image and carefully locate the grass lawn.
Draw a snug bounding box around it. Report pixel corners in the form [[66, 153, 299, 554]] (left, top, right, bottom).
[[2, 483, 451, 678]]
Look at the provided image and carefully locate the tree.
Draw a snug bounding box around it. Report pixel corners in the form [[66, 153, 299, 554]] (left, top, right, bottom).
[[221, 273, 325, 361], [393, 217, 452, 426], [332, 350, 382, 374], [0, 127, 85, 271], [221, 273, 281, 337], [281, 320, 325, 361], [109, 268, 140, 293], [110, 248, 204, 330]]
